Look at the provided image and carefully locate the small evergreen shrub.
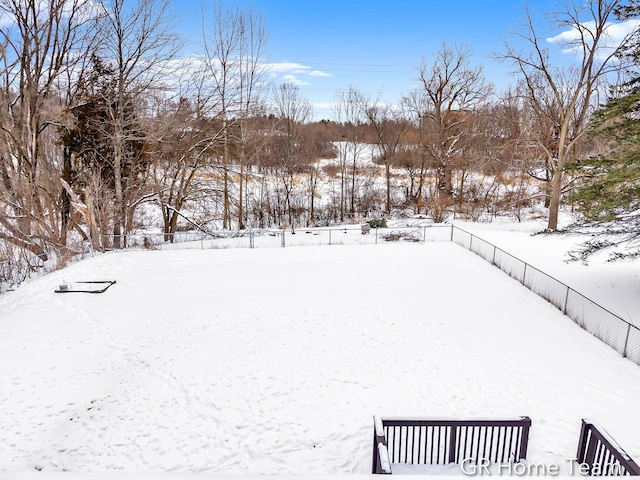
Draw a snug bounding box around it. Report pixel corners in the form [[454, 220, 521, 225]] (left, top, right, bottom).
[[367, 218, 387, 228]]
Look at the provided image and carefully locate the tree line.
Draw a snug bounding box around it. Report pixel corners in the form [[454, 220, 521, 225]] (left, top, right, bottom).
[[1, 0, 638, 262]]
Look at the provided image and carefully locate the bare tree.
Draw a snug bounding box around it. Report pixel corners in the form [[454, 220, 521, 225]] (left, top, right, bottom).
[[498, 0, 634, 230], [401, 92, 431, 215], [148, 92, 221, 240], [271, 82, 312, 229], [406, 43, 492, 217], [200, 2, 269, 230], [302, 121, 334, 226], [333, 88, 368, 221], [92, 0, 180, 247], [0, 0, 97, 257], [361, 96, 409, 215]]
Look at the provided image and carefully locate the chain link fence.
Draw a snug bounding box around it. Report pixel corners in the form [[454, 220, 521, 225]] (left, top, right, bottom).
[[451, 226, 640, 368], [0, 239, 94, 294], [0, 225, 451, 291], [94, 225, 452, 251], [2, 223, 638, 369]]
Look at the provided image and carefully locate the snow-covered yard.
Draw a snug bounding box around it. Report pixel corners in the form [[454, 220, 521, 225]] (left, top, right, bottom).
[[1, 231, 640, 475]]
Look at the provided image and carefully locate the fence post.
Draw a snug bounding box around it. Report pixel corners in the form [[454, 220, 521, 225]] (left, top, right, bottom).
[[249, 231, 255, 249], [281, 230, 286, 247], [450, 225, 454, 242], [375, 227, 378, 244], [469, 234, 473, 251], [423, 226, 427, 243], [329, 229, 332, 246], [623, 323, 632, 358], [492, 245, 496, 265], [523, 263, 528, 285], [563, 287, 570, 315]]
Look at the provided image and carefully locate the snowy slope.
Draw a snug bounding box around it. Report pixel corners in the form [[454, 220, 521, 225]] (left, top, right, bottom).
[[1, 242, 640, 475]]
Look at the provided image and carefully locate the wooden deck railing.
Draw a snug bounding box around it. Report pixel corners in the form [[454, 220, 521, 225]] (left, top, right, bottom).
[[372, 416, 531, 474], [576, 419, 640, 476]]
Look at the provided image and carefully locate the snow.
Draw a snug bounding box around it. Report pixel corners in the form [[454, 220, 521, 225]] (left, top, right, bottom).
[[458, 220, 640, 325], [1, 223, 640, 477], [390, 463, 463, 475]]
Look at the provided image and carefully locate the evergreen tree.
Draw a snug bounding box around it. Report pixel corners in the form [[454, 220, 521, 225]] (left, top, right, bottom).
[[568, 2, 640, 261]]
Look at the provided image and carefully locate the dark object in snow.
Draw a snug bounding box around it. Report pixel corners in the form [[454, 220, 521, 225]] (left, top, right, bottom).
[[367, 218, 387, 229], [361, 223, 371, 235], [372, 416, 531, 474], [55, 280, 116, 294], [576, 419, 640, 476]]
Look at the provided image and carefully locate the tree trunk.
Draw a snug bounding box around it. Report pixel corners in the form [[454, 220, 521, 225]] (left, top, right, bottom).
[[238, 163, 245, 230], [60, 146, 73, 246], [385, 161, 391, 214], [113, 132, 124, 249], [547, 164, 563, 230]]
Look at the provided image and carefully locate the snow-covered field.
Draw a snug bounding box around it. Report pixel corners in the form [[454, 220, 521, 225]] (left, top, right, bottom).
[[1, 223, 640, 477]]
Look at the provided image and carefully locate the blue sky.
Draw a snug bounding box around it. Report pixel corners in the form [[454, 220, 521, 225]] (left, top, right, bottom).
[[174, 0, 630, 119]]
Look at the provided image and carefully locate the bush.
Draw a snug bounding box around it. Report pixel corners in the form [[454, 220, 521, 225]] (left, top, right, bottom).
[[381, 231, 420, 242], [367, 218, 387, 228]]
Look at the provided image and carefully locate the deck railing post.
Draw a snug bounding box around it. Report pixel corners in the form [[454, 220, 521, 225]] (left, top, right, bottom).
[[519, 417, 532, 461], [576, 420, 590, 465], [448, 425, 458, 463], [372, 426, 379, 473]]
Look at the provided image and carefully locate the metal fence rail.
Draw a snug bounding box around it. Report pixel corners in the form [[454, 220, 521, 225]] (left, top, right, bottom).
[[451, 226, 640, 367], [576, 419, 640, 476], [372, 416, 531, 474]]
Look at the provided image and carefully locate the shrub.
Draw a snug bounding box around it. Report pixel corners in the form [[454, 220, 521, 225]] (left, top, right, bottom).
[[381, 231, 420, 242], [367, 218, 387, 228]]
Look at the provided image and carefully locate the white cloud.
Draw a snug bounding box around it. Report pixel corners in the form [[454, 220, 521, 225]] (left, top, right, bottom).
[[312, 101, 335, 110], [546, 19, 640, 58], [266, 62, 313, 73], [0, 9, 15, 28], [0, 0, 101, 28], [309, 70, 332, 77], [263, 62, 332, 80], [282, 74, 309, 86], [605, 19, 640, 43]]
